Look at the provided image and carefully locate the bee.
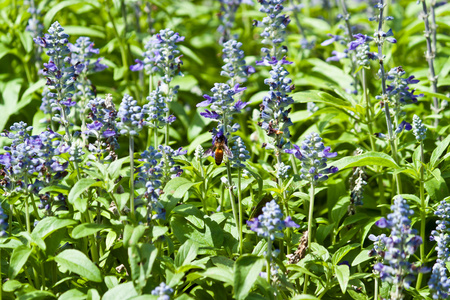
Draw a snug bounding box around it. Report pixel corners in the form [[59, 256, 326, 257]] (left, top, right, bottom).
[[204, 132, 233, 165]]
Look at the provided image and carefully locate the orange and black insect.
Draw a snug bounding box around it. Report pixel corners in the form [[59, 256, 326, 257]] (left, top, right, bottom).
[[204, 131, 233, 165]]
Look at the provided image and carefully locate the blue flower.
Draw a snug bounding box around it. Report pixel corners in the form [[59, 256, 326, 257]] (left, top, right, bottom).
[[286, 133, 338, 185], [372, 196, 428, 298], [348, 33, 372, 51], [428, 200, 450, 299], [0, 205, 8, 237], [247, 199, 299, 241], [116, 94, 148, 136], [151, 282, 173, 300], [230, 136, 250, 168], [412, 115, 427, 141]]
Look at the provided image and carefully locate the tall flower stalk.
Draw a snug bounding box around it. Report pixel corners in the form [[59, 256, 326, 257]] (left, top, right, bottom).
[[369, 196, 429, 300], [371, 1, 403, 194], [247, 200, 298, 285], [130, 29, 184, 147], [286, 132, 338, 292], [34, 22, 80, 145], [412, 115, 428, 289], [117, 95, 148, 221], [255, 0, 295, 226], [428, 200, 450, 299], [419, 0, 439, 125]]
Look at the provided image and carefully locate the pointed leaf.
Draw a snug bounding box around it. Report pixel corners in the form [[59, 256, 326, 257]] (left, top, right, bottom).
[[9, 245, 32, 279], [335, 264, 350, 294], [333, 151, 398, 171], [55, 249, 102, 282], [234, 255, 264, 300]]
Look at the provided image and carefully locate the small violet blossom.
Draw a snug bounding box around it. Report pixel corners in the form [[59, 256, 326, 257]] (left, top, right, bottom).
[[369, 196, 429, 300], [286, 132, 338, 185], [247, 199, 299, 241]]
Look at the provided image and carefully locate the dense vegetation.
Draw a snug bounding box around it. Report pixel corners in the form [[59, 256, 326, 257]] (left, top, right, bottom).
[[0, 0, 449, 299]]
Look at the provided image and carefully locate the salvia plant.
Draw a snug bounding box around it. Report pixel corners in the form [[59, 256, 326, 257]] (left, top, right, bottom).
[[1, 0, 450, 299]]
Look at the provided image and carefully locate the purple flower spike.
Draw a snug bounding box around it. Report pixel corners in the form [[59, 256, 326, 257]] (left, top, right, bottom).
[[200, 109, 220, 120], [130, 59, 144, 71], [321, 34, 343, 46], [326, 51, 347, 62]]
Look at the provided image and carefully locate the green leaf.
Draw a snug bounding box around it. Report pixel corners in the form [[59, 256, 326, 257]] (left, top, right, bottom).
[[55, 249, 102, 282], [68, 178, 98, 212], [333, 152, 398, 171], [123, 225, 146, 247], [128, 243, 158, 292], [335, 264, 350, 294], [102, 282, 138, 300], [17, 291, 56, 300], [72, 223, 109, 239], [59, 289, 86, 300], [64, 26, 105, 38], [0, 79, 22, 132], [430, 135, 450, 168], [233, 255, 264, 300], [201, 267, 234, 286], [292, 90, 350, 107], [32, 217, 77, 240], [352, 249, 372, 266], [44, 0, 91, 27], [175, 239, 198, 268], [332, 244, 358, 266], [9, 245, 32, 279], [291, 296, 321, 300], [163, 177, 199, 213]]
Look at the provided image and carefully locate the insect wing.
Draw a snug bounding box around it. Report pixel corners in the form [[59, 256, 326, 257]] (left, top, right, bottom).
[[203, 146, 215, 158], [223, 145, 233, 158]]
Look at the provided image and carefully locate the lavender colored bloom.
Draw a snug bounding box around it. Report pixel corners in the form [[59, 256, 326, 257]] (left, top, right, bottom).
[[412, 115, 427, 141], [151, 282, 173, 300], [197, 83, 246, 133], [137, 147, 164, 219], [158, 145, 187, 183], [0, 206, 8, 237], [34, 22, 77, 137], [85, 95, 119, 161], [143, 87, 174, 128], [355, 43, 377, 66], [130, 29, 184, 85], [385, 67, 423, 106], [371, 196, 428, 300], [394, 120, 412, 134], [221, 39, 254, 83], [326, 50, 347, 62], [428, 200, 450, 299], [348, 33, 371, 51], [116, 94, 148, 136], [217, 0, 253, 44], [247, 199, 299, 241], [321, 34, 343, 46], [68, 37, 107, 110], [286, 133, 338, 185], [230, 136, 250, 168]]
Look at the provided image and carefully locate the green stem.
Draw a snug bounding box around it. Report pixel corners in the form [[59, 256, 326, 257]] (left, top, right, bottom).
[[266, 237, 272, 285], [129, 136, 135, 221], [303, 183, 315, 293], [238, 168, 243, 255], [85, 210, 100, 264], [416, 141, 426, 289], [362, 69, 376, 151], [200, 158, 208, 215], [24, 178, 31, 234], [226, 161, 240, 254]]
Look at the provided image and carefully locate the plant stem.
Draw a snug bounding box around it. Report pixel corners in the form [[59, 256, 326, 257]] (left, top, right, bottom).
[[376, 0, 402, 195], [129, 136, 135, 221], [362, 69, 376, 151], [416, 141, 426, 289], [238, 168, 243, 255], [266, 237, 272, 285], [339, 0, 359, 93], [420, 0, 439, 126], [24, 177, 31, 233], [303, 182, 315, 293], [226, 161, 240, 254]]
